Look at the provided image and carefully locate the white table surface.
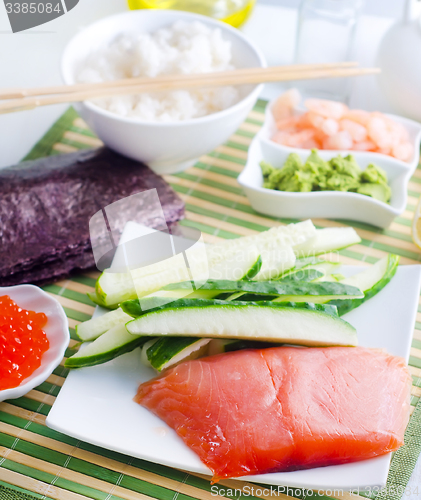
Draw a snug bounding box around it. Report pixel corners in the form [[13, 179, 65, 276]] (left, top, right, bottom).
[[0, 1, 419, 497]]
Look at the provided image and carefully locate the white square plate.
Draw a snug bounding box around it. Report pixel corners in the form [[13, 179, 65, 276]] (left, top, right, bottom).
[[46, 264, 421, 490]]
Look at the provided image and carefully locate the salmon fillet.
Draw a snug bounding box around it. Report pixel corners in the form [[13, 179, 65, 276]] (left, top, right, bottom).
[[135, 346, 411, 480]]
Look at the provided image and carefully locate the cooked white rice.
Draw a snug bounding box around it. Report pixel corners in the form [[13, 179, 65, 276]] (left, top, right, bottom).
[[77, 20, 241, 122]]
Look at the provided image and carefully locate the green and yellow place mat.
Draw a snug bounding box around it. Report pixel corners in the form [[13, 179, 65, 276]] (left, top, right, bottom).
[[1, 102, 421, 500]]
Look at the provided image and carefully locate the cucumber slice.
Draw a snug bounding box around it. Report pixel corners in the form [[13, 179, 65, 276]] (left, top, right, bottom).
[[125, 250, 264, 312], [65, 324, 149, 369], [87, 291, 109, 308], [125, 280, 363, 315], [140, 338, 159, 368], [208, 247, 261, 281], [206, 219, 316, 263], [126, 299, 357, 347], [278, 269, 324, 282], [294, 227, 361, 257], [278, 257, 341, 280], [243, 255, 262, 280], [207, 339, 276, 356], [97, 254, 194, 309], [95, 246, 262, 309], [75, 308, 132, 342], [329, 254, 400, 315], [254, 247, 296, 281], [146, 337, 211, 371]]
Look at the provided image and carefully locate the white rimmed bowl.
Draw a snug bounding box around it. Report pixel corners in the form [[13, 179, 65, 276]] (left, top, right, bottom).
[[0, 285, 69, 402], [238, 137, 412, 228], [61, 10, 266, 175]]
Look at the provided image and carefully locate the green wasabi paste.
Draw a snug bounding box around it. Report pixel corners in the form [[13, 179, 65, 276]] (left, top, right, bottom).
[[260, 150, 391, 203]]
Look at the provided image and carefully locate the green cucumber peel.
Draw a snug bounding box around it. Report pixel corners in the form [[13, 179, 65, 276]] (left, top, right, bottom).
[[123, 279, 361, 316], [243, 255, 262, 280], [147, 337, 210, 371], [329, 254, 399, 316], [122, 297, 339, 319], [65, 324, 150, 369], [277, 269, 324, 282], [162, 279, 362, 297]]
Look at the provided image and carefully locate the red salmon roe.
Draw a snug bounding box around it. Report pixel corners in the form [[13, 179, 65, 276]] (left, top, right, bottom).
[[0, 295, 49, 391]]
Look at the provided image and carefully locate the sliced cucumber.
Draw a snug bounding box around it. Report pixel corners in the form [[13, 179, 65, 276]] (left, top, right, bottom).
[[140, 338, 159, 368], [254, 247, 296, 281], [207, 338, 276, 356], [329, 254, 400, 315], [293, 227, 361, 257], [206, 219, 316, 263], [146, 337, 211, 371], [243, 255, 263, 280], [278, 257, 341, 280], [208, 246, 261, 281], [75, 308, 132, 342], [65, 324, 149, 369], [95, 246, 262, 309], [96, 254, 194, 309], [126, 299, 357, 347], [278, 269, 324, 282], [124, 280, 363, 315]]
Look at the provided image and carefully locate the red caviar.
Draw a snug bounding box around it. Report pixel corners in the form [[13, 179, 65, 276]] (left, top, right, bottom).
[[0, 295, 49, 391]]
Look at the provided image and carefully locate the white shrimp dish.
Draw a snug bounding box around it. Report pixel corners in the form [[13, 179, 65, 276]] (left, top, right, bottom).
[[238, 137, 412, 229], [61, 10, 265, 174]]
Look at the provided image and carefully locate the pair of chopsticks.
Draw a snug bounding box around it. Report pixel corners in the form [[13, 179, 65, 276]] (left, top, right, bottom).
[[0, 62, 379, 114]]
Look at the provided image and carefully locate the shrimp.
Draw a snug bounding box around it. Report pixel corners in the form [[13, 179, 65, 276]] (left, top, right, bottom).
[[392, 142, 413, 162], [352, 140, 376, 151], [367, 116, 393, 149], [282, 129, 315, 148], [271, 88, 301, 122], [269, 91, 412, 162], [339, 119, 367, 142], [343, 109, 370, 126], [304, 98, 348, 120], [322, 131, 353, 150], [321, 118, 339, 137], [275, 116, 300, 131], [306, 111, 325, 129]]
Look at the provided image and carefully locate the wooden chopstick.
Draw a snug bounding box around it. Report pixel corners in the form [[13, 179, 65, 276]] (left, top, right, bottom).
[[0, 65, 380, 114], [0, 62, 359, 100]]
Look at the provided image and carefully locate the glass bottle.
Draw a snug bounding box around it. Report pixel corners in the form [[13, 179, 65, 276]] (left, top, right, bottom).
[[295, 0, 364, 102], [127, 0, 256, 28]]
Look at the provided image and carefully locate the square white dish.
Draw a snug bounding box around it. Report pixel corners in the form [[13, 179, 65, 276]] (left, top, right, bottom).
[[46, 263, 421, 491], [238, 137, 412, 228]]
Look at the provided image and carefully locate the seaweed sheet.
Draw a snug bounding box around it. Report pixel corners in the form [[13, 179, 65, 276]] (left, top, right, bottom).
[[0, 148, 185, 286]]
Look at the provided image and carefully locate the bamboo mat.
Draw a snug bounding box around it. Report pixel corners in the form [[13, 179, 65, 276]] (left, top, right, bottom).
[[1, 102, 421, 500]]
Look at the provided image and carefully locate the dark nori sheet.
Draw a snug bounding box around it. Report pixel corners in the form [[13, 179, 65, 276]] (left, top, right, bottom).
[[0, 148, 185, 286]]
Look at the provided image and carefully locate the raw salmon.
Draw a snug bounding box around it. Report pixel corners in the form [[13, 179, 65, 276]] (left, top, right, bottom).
[[135, 346, 411, 480]]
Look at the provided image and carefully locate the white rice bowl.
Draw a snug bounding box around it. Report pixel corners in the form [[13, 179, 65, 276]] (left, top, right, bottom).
[[77, 20, 241, 122]]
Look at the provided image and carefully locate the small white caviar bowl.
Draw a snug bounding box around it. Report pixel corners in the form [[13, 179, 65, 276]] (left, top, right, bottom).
[[61, 9, 266, 175], [0, 285, 69, 403], [238, 98, 421, 229]]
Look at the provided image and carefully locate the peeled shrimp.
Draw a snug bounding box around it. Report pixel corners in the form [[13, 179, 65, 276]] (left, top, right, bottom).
[[322, 131, 353, 150], [270, 90, 412, 162], [305, 98, 348, 120], [339, 119, 367, 142], [271, 88, 301, 122], [392, 142, 413, 162]]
